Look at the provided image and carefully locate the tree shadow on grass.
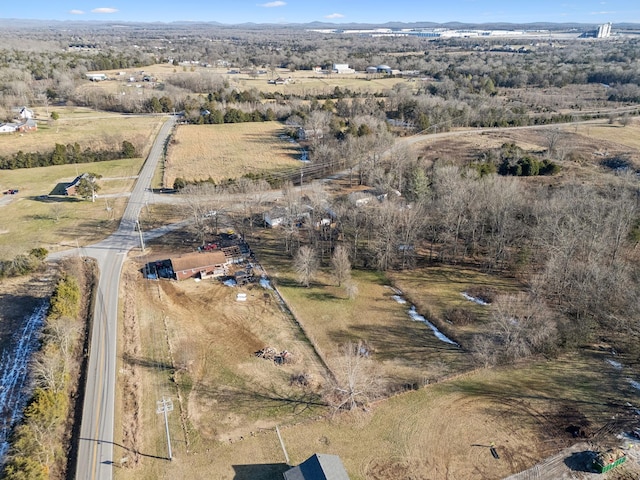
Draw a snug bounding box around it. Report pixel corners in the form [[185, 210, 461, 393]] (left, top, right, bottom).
[[329, 322, 464, 362], [272, 277, 299, 288], [122, 352, 173, 371], [305, 291, 340, 301], [196, 382, 329, 417]]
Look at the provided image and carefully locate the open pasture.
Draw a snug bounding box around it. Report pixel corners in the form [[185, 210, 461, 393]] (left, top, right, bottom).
[[164, 122, 304, 186], [0, 158, 144, 258], [0, 107, 164, 157]]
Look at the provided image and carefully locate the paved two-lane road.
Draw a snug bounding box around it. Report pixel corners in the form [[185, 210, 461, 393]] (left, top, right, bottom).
[[73, 115, 175, 480]]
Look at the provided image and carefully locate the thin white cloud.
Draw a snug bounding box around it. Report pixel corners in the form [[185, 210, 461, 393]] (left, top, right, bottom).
[[259, 1, 286, 7], [325, 13, 345, 19], [91, 7, 119, 14], [69, 9, 85, 15], [590, 10, 615, 14]]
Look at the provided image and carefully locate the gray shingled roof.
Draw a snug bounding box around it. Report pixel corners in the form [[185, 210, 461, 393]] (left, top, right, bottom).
[[283, 453, 350, 480]]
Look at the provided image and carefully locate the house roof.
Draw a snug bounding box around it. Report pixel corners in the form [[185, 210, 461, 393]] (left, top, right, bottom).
[[171, 251, 227, 272], [283, 454, 350, 480], [18, 119, 37, 129], [66, 173, 87, 191]]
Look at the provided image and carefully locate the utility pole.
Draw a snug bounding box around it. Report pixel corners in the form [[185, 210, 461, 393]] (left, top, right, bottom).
[[156, 397, 174, 461]]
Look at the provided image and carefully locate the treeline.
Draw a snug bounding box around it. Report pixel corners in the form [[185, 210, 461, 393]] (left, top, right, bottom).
[[3, 265, 88, 480], [192, 107, 277, 124], [0, 141, 137, 170]]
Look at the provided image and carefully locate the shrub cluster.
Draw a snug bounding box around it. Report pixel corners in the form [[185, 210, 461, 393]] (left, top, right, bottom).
[[0, 249, 47, 278]]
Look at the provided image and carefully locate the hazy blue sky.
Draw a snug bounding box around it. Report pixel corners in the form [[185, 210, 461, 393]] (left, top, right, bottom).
[[2, 1, 638, 24]]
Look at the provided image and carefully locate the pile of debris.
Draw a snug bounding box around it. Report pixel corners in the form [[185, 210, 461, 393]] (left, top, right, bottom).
[[593, 448, 626, 473], [255, 347, 295, 365], [290, 372, 312, 387]]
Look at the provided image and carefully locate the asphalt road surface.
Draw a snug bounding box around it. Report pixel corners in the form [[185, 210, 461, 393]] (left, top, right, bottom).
[[72, 115, 175, 480]]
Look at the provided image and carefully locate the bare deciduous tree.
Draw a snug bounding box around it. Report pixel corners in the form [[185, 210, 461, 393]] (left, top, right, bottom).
[[542, 128, 565, 160], [331, 245, 351, 287], [30, 348, 65, 394], [324, 341, 383, 411], [294, 245, 318, 287], [181, 183, 221, 244], [472, 293, 557, 366], [49, 203, 65, 223], [345, 280, 359, 300]]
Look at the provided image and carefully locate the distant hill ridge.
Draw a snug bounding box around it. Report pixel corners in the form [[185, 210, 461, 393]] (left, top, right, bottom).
[[0, 18, 639, 31]]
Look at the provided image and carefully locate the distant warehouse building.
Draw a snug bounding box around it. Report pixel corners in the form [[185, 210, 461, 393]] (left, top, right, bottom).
[[85, 73, 108, 81], [332, 63, 355, 74], [366, 64, 393, 74], [597, 22, 612, 38]]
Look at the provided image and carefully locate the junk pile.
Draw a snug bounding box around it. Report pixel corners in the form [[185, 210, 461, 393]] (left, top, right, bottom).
[[255, 347, 294, 365], [593, 448, 626, 473]]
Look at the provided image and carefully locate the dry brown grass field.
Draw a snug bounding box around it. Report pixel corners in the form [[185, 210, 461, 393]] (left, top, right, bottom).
[[410, 119, 640, 186], [114, 256, 328, 480], [235, 74, 412, 96], [0, 107, 164, 157], [573, 117, 640, 150], [276, 350, 638, 480], [112, 238, 640, 480], [163, 122, 303, 186]]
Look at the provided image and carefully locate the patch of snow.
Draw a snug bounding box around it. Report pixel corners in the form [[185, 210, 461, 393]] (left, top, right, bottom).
[[461, 292, 489, 305], [0, 303, 47, 462], [392, 295, 407, 304], [628, 379, 640, 391], [607, 359, 623, 369], [260, 276, 273, 290], [408, 306, 459, 346], [223, 279, 237, 287]]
